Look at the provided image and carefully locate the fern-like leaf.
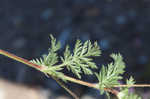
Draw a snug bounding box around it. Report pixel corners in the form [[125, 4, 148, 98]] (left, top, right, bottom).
[[30, 35, 65, 80], [31, 35, 60, 67], [117, 76, 141, 99], [95, 53, 125, 94], [62, 40, 101, 78], [126, 76, 135, 88]]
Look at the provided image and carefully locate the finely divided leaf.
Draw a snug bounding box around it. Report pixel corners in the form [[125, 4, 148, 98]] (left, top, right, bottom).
[[62, 40, 101, 78], [118, 76, 141, 99], [30, 35, 65, 80], [96, 53, 125, 94], [31, 35, 60, 67], [126, 76, 135, 88], [118, 88, 141, 99]]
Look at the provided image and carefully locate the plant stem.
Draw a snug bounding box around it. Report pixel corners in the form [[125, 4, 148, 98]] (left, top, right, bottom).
[[51, 76, 79, 99], [63, 75, 98, 89], [62, 75, 119, 96], [0, 49, 150, 97], [0, 49, 43, 70], [0, 49, 118, 94], [114, 84, 150, 87]]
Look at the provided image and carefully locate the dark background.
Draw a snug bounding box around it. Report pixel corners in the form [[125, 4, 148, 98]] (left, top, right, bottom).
[[0, 0, 150, 98]]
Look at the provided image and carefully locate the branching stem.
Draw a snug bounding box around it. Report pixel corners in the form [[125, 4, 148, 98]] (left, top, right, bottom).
[[0, 49, 149, 98], [51, 76, 79, 99]]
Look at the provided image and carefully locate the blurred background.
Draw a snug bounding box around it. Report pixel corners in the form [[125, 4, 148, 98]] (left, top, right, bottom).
[[0, 0, 150, 99]]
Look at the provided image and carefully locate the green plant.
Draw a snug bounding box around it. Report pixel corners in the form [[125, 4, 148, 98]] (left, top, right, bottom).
[[0, 34, 149, 99]]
